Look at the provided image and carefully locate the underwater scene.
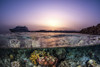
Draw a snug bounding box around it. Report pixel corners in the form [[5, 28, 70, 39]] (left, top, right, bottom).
[[0, 33, 100, 67], [0, 45, 100, 67], [1, 0, 100, 67]]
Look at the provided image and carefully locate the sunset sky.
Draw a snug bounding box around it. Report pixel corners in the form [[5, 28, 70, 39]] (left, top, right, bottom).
[[0, 0, 100, 32]]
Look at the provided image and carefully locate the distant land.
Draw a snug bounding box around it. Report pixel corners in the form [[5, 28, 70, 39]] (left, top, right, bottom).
[[9, 23, 100, 35], [30, 30, 79, 33], [80, 23, 100, 35], [9, 26, 79, 33]]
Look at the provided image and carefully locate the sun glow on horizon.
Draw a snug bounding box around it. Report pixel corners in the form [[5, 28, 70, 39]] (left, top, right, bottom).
[[42, 18, 64, 28], [47, 19, 60, 27]]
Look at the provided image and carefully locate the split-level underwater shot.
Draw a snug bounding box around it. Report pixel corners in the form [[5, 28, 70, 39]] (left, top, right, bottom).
[[0, 33, 100, 67], [0, 0, 100, 67]]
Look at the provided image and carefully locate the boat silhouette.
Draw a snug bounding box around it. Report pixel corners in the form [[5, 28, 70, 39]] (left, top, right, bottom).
[[9, 26, 29, 32]]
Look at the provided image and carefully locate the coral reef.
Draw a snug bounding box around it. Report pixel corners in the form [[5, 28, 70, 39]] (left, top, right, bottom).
[[9, 39, 20, 48], [30, 50, 46, 65], [0, 45, 100, 67], [86, 59, 100, 67], [37, 56, 57, 67], [54, 48, 66, 60], [58, 61, 69, 67], [30, 50, 58, 67], [11, 61, 20, 67]]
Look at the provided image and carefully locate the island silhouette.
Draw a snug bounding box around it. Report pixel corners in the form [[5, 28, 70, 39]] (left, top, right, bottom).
[[9, 26, 79, 33], [9, 23, 100, 35], [80, 23, 100, 35]]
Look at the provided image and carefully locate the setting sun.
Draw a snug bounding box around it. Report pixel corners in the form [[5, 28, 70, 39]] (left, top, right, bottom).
[[47, 19, 59, 27], [44, 18, 63, 28]]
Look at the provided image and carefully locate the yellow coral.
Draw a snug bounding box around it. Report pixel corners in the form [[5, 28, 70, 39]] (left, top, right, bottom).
[[10, 54, 14, 59], [88, 59, 97, 66], [29, 50, 46, 65], [77, 65, 82, 67]]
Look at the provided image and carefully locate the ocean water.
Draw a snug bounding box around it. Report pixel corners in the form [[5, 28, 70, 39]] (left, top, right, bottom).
[[0, 32, 100, 67], [0, 32, 100, 48]]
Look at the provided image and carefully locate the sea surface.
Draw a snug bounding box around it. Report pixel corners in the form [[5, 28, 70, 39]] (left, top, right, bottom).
[[0, 32, 100, 67], [0, 32, 100, 48]]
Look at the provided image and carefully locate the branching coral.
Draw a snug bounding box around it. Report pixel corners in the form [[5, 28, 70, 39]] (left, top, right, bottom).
[[29, 50, 46, 65], [30, 50, 58, 67]]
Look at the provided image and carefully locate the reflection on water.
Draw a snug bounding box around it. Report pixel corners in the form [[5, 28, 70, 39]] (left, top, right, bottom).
[[0, 32, 100, 48], [0, 32, 100, 67]]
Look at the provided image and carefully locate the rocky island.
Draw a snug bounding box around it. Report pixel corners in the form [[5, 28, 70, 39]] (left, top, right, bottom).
[[80, 24, 100, 35]]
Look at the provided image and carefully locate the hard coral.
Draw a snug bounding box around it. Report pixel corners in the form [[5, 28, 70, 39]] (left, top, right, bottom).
[[37, 55, 58, 66], [11, 61, 20, 67], [30, 50, 58, 67], [30, 50, 46, 65]]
